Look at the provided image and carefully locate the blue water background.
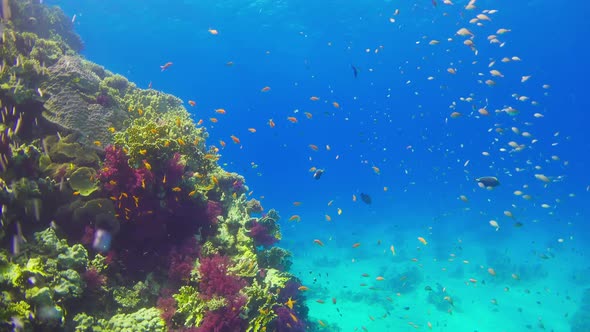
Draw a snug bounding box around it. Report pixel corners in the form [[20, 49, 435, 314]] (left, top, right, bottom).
[[48, 0, 589, 312]]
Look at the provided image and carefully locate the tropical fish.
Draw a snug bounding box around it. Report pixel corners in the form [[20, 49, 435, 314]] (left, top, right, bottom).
[[160, 62, 173, 71], [360, 193, 371, 204], [476, 176, 500, 188], [351, 64, 358, 78], [313, 169, 324, 180]]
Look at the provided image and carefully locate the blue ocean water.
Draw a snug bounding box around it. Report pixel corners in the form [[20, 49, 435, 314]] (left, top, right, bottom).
[[47, 0, 590, 330]]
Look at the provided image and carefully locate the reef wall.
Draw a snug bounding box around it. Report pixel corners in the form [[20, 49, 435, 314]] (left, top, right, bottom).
[[0, 1, 311, 331]]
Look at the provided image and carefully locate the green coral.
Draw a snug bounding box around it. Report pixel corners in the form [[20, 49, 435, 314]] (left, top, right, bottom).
[[73, 307, 166, 332], [173, 285, 205, 327], [258, 247, 293, 271], [44, 134, 100, 167], [113, 281, 151, 312], [173, 286, 227, 327], [244, 280, 278, 332], [30, 38, 65, 66], [263, 269, 291, 290], [69, 167, 98, 196], [229, 248, 259, 278], [0, 228, 90, 328]]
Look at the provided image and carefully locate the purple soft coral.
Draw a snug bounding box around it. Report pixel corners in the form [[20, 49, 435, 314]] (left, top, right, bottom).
[[248, 220, 278, 247], [273, 306, 306, 332]]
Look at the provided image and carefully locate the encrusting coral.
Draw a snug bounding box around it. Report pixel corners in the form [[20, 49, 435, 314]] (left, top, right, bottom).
[[0, 1, 312, 331]]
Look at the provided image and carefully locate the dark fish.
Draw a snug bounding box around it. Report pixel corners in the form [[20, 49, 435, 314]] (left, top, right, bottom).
[[360, 193, 371, 204], [351, 65, 358, 78], [313, 169, 324, 180], [476, 176, 500, 188], [424, 286, 432, 291], [514, 222, 524, 228]]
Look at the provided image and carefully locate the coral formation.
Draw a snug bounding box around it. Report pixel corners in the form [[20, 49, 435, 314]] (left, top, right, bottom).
[[0, 1, 309, 331]]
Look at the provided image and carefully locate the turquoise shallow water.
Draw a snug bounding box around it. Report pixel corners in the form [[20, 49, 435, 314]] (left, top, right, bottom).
[[3, 0, 589, 331]]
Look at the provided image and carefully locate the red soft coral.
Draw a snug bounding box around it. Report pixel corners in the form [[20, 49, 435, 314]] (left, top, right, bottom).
[[168, 237, 199, 285], [198, 254, 246, 299], [197, 294, 247, 332]]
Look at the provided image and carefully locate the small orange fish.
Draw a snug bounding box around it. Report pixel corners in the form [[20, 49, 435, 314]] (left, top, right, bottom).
[[177, 138, 186, 145], [162, 174, 167, 184], [171, 187, 182, 192], [298, 286, 309, 291], [310, 96, 319, 101], [175, 117, 181, 127], [248, 128, 256, 133], [108, 127, 116, 133], [208, 28, 219, 35], [219, 140, 226, 148], [372, 166, 381, 175], [197, 119, 203, 126], [268, 119, 275, 128], [143, 160, 151, 171], [93, 141, 101, 147], [73, 191, 80, 196], [188, 190, 197, 197], [417, 237, 428, 245], [141, 179, 146, 189], [352, 242, 361, 248], [469, 278, 478, 283], [309, 144, 319, 151], [488, 268, 496, 276], [211, 175, 219, 186], [304, 112, 313, 119], [209, 117, 218, 123], [318, 320, 326, 327], [288, 215, 301, 222], [215, 108, 226, 114], [316, 299, 325, 304], [325, 214, 332, 222], [376, 276, 385, 281], [139, 149, 147, 155], [204, 154, 219, 160], [230, 135, 240, 144], [138, 109, 143, 116], [261, 86, 271, 92], [313, 239, 324, 246], [188, 100, 196, 107], [287, 116, 298, 123], [293, 201, 302, 206], [332, 101, 340, 108]]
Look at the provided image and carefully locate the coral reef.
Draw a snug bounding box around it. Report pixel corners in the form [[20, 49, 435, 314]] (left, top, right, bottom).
[[0, 1, 309, 331]]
